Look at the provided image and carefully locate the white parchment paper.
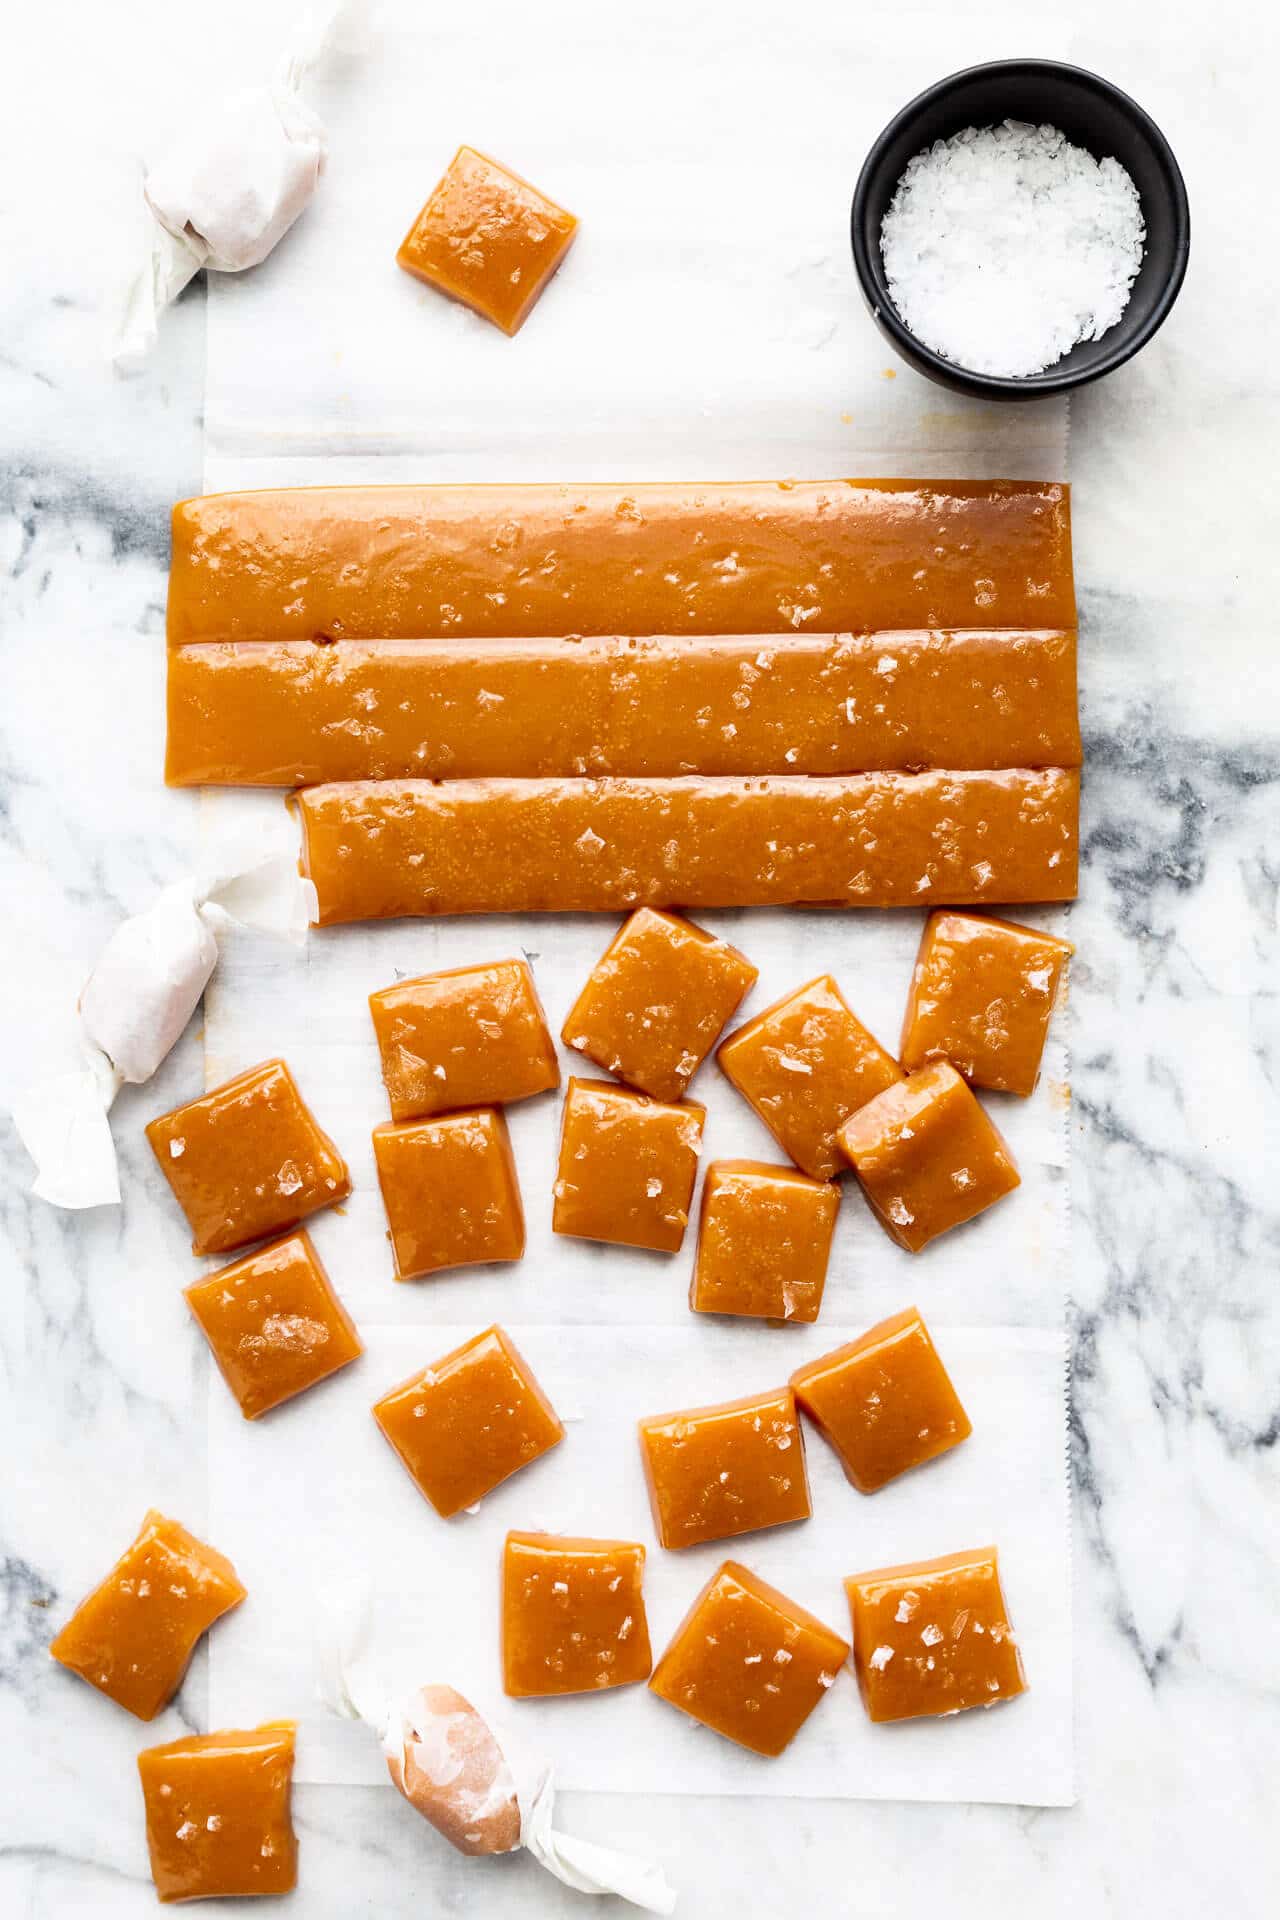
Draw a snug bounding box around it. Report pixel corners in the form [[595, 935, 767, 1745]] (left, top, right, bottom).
[[198, 0, 1074, 1808]]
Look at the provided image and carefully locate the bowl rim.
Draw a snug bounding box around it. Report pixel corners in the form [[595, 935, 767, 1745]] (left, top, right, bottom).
[[850, 57, 1192, 397]]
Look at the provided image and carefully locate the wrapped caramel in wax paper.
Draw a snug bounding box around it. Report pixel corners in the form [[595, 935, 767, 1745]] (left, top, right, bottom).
[[318, 1605, 676, 1911], [11, 857, 312, 1208]]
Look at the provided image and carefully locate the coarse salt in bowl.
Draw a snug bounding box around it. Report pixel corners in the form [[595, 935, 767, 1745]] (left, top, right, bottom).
[[850, 59, 1190, 399]]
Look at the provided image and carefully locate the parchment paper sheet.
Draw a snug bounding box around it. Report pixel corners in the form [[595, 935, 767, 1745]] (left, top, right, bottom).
[[199, 0, 1074, 1807]]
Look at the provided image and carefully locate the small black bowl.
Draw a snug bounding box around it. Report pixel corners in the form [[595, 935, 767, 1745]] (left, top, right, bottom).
[[851, 59, 1190, 399]]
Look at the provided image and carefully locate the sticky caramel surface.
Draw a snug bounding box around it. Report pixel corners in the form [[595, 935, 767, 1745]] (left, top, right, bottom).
[[373, 1109, 525, 1280], [691, 1160, 840, 1323], [184, 1230, 363, 1419], [718, 974, 903, 1180], [167, 482, 1075, 645], [502, 1532, 652, 1696], [369, 959, 558, 1122], [639, 1386, 810, 1549], [901, 910, 1074, 1096], [295, 771, 1080, 924], [563, 909, 757, 1103], [164, 628, 1081, 787], [50, 1511, 245, 1721], [838, 1061, 1020, 1252], [846, 1546, 1027, 1722], [145, 1059, 350, 1256], [373, 1325, 563, 1517], [397, 146, 578, 336], [137, 1722, 297, 1901], [650, 1560, 849, 1756], [791, 1307, 971, 1492], [553, 1077, 704, 1252]]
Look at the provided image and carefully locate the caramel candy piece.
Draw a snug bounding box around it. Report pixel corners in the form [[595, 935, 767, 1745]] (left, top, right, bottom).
[[718, 975, 902, 1180], [502, 1532, 652, 1697], [553, 1078, 704, 1253], [397, 146, 578, 337], [145, 1059, 350, 1256], [901, 910, 1074, 1096], [639, 1386, 810, 1549], [650, 1560, 849, 1756], [165, 629, 1082, 788], [184, 1230, 363, 1419], [386, 1685, 522, 1854], [373, 1325, 563, 1517], [168, 482, 1076, 645], [296, 771, 1080, 924], [372, 1108, 525, 1280], [846, 1546, 1027, 1722], [50, 1511, 245, 1721], [690, 1160, 840, 1323], [790, 1307, 971, 1491], [137, 1722, 297, 1901], [838, 1061, 1020, 1252], [369, 959, 558, 1122], [563, 910, 757, 1103]]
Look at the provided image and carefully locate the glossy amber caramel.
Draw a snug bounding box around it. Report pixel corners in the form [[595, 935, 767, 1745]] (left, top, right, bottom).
[[650, 1560, 849, 1756], [372, 1108, 525, 1280], [168, 482, 1075, 645], [184, 1230, 362, 1419], [369, 959, 558, 1122], [137, 1722, 297, 1901], [296, 771, 1080, 924], [639, 1386, 810, 1549], [552, 1078, 704, 1253], [838, 1061, 1020, 1252], [502, 1532, 652, 1696], [901, 910, 1074, 1096], [50, 1511, 245, 1721], [372, 1325, 563, 1517], [145, 1059, 349, 1256], [690, 1160, 839, 1323], [563, 909, 757, 1103], [165, 628, 1082, 787], [790, 1307, 971, 1491], [718, 975, 902, 1180], [846, 1546, 1027, 1722], [397, 146, 578, 336]]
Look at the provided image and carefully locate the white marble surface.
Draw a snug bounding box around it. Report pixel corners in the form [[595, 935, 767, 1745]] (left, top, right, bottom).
[[3, 1, 1279, 1915]]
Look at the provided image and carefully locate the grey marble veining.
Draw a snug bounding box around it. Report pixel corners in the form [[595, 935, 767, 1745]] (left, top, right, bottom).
[[4, 0, 1280, 1913]]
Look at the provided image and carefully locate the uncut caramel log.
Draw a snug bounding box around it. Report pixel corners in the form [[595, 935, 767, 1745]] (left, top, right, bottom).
[[167, 481, 1075, 643], [166, 629, 1081, 787], [295, 772, 1078, 924]]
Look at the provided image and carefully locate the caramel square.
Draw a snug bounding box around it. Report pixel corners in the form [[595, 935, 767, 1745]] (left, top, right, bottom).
[[138, 1723, 297, 1902], [50, 1511, 245, 1721], [553, 1077, 704, 1253], [901, 911, 1073, 1096], [563, 909, 757, 1103], [846, 1546, 1027, 1722], [791, 1307, 971, 1491], [650, 1560, 849, 1756], [639, 1386, 810, 1549], [718, 975, 902, 1179], [690, 1160, 839, 1323], [185, 1230, 362, 1419], [396, 145, 578, 336], [372, 1108, 525, 1281], [146, 1058, 350, 1256], [373, 1325, 563, 1518], [502, 1532, 652, 1697], [837, 1061, 1019, 1252], [369, 958, 559, 1122]]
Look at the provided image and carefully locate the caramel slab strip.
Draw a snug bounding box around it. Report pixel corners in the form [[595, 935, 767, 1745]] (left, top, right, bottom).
[[167, 480, 1075, 644], [166, 628, 1080, 787], [295, 771, 1079, 925]]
